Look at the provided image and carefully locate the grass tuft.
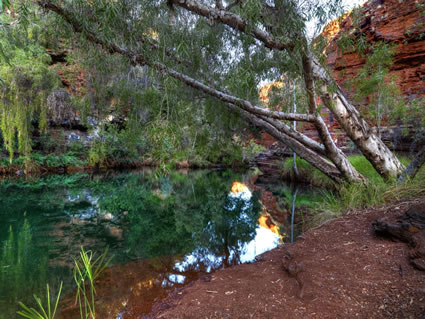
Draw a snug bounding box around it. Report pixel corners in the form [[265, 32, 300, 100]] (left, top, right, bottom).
[[283, 155, 425, 228], [17, 282, 63, 319]]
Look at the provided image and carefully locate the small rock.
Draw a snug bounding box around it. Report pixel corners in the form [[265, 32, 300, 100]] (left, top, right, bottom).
[[286, 261, 305, 277], [254, 255, 265, 262], [101, 213, 114, 221], [67, 132, 81, 142], [284, 249, 295, 260], [16, 170, 24, 176]]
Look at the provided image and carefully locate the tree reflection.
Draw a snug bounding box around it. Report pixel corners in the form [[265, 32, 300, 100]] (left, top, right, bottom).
[[0, 221, 49, 319], [197, 194, 261, 267], [114, 171, 262, 269]]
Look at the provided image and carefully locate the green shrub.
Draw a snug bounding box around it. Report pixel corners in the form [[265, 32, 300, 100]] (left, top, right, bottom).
[[38, 131, 66, 154], [242, 140, 266, 163], [88, 123, 141, 166], [67, 140, 87, 156]]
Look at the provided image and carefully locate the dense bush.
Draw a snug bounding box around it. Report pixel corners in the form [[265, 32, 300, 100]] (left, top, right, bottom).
[[0, 15, 60, 162]]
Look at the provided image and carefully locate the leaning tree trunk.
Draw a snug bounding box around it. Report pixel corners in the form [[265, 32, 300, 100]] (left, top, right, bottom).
[[310, 56, 405, 179], [302, 52, 366, 183], [230, 106, 347, 184]]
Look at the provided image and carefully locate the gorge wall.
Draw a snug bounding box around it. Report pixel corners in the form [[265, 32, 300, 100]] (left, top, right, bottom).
[[256, 0, 425, 159], [325, 0, 425, 101], [324, 0, 425, 152]]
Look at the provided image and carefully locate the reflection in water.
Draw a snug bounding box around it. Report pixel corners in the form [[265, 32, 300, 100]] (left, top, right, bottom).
[[230, 181, 250, 196], [0, 221, 50, 319], [290, 186, 299, 243], [0, 170, 321, 318]]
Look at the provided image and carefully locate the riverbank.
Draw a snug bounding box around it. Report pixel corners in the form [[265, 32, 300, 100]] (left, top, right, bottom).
[[151, 197, 425, 319], [0, 156, 250, 177]]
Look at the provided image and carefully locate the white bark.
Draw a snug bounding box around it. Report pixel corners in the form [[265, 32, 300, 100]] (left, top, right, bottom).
[[170, 0, 293, 51], [310, 58, 405, 179], [292, 81, 299, 177], [302, 52, 366, 183], [232, 107, 346, 183]]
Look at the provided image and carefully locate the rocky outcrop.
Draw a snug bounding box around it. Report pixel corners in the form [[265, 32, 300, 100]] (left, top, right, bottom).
[[326, 0, 425, 101], [46, 89, 83, 128], [373, 203, 425, 271]]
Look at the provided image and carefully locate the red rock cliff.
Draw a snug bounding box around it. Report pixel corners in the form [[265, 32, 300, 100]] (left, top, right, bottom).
[[326, 0, 425, 100]]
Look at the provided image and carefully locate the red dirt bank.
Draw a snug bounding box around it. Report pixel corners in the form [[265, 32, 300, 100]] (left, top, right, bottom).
[[151, 198, 425, 319]]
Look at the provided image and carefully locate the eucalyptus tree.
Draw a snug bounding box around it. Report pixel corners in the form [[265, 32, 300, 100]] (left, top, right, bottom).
[[6, 0, 423, 183]]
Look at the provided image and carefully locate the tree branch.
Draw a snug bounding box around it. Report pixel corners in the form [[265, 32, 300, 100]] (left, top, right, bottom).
[[155, 62, 314, 121], [37, 0, 312, 123], [169, 0, 293, 51], [258, 116, 327, 156], [228, 104, 344, 183]]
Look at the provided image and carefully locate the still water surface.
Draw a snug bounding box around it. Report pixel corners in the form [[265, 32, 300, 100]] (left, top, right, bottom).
[[0, 169, 320, 318]]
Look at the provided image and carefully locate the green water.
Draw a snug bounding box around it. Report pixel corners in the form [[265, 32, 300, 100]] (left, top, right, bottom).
[[0, 169, 319, 318]]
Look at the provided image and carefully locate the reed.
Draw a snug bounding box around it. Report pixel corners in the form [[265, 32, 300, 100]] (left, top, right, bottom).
[[17, 282, 63, 319], [73, 247, 112, 319], [17, 247, 111, 319]]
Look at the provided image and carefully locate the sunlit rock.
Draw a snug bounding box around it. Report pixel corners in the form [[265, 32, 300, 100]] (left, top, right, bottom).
[[101, 212, 114, 221]]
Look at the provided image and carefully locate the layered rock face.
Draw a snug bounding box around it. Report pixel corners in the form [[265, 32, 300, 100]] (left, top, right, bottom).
[[326, 0, 425, 101]]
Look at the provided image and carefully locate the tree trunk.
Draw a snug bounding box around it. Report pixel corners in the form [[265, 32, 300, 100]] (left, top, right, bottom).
[[398, 146, 425, 184], [230, 106, 347, 184], [292, 81, 299, 178], [311, 57, 405, 179], [302, 52, 366, 183]]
